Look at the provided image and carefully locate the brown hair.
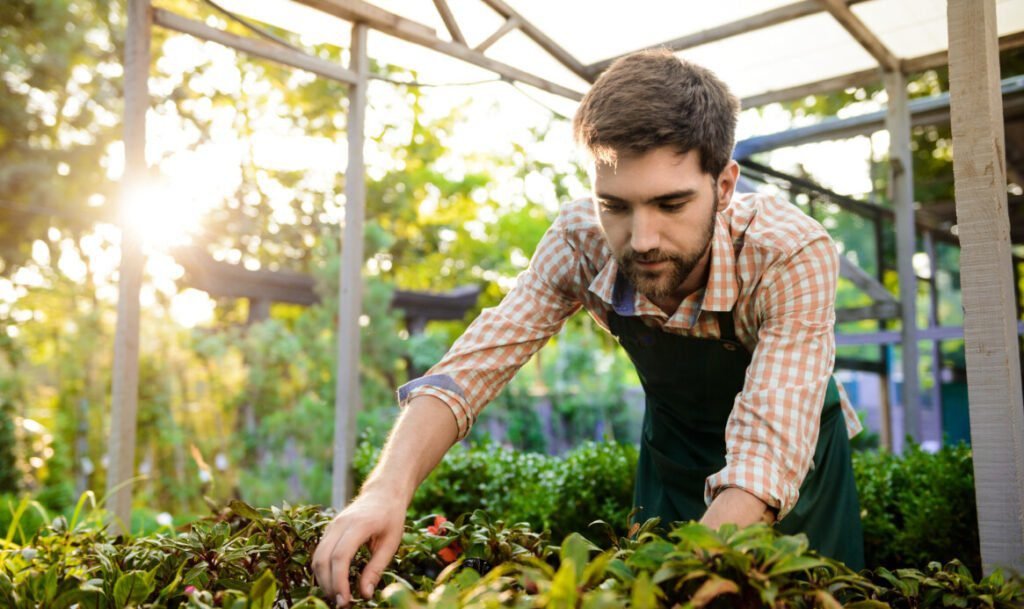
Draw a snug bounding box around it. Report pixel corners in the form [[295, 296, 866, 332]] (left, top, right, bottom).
[[573, 49, 740, 177]]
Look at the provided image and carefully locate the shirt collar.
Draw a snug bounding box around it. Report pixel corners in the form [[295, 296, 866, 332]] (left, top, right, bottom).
[[700, 212, 739, 312], [587, 211, 739, 316]]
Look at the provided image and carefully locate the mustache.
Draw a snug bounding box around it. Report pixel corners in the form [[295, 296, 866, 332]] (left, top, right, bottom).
[[624, 250, 674, 264]]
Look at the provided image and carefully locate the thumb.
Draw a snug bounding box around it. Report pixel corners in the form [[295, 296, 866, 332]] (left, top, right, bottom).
[[359, 531, 401, 599]]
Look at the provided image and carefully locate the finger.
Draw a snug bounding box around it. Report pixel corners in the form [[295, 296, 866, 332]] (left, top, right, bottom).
[[359, 529, 402, 599], [331, 529, 362, 606], [309, 524, 346, 601]]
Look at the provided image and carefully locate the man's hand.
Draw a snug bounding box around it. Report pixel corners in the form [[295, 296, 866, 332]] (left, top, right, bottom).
[[700, 487, 774, 529], [311, 395, 458, 605], [312, 489, 407, 607]]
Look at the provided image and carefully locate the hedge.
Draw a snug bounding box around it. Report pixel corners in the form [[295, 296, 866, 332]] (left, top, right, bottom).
[[355, 439, 982, 574]]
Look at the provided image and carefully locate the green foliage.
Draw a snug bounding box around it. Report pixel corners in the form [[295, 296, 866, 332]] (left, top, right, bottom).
[[359, 439, 983, 577], [853, 441, 980, 575], [0, 498, 1018, 608], [0, 399, 18, 495], [354, 440, 638, 543]]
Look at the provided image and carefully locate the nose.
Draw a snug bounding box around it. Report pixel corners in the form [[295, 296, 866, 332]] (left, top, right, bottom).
[[629, 209, 660, 253]]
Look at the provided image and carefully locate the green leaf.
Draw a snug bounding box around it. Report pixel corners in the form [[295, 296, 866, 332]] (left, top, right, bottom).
[[843, 602, 892, 609], [290, 597, 331, 609], [560, 532, 598, 581], [248, 569, 277, 609], [605, 558, 635, 584], [113, 571, 155, 608], [156, 561, 187, 601], [581, 551, 613, 588], [229, 500, 266, 523], [768, 554, 829, 576], [549, 560, 580, 609], [669, 523, 726, 552], [630, 571, 661, 609]]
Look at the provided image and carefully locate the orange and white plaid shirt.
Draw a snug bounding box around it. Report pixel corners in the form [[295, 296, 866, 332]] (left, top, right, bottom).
[[397, 192, 862, 519]]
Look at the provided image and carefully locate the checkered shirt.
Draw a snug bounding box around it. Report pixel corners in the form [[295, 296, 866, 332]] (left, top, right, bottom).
[[397, 192, 862, 519]]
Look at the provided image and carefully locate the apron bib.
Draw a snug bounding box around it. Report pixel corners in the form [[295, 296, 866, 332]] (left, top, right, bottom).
[[607, 308, 864, 569]]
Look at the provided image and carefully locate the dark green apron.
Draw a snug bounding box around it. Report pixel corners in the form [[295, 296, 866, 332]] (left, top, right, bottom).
[[607, 306, 865, 570]]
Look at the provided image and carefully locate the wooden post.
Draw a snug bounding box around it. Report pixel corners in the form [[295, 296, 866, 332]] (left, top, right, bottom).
[[948, 0, 1024, 574], [884, 69, 921, 448], [874, 215, 893, 450], [332, 22, 369, 509], [106, 0, 150, 533], [924, 231, 944, 441]]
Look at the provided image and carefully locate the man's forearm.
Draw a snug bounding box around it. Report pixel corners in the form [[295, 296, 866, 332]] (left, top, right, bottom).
[[700, 487, 772, 529], [358, 395, 459, 506]]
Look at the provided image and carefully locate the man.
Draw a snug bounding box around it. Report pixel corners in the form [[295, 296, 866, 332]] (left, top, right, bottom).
[[313, 50, 865, 606]]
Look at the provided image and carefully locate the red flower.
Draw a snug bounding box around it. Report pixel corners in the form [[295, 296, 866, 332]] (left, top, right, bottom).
[[425, 515, 462, 564], [426, 515, 447, 536], [184, 586, 196, 596]]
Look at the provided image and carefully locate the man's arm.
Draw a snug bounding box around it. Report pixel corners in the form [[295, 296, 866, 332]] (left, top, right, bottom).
[[312, 395, 456, 606], [313, 213, 586, 605], [703, 235, 840, 525]]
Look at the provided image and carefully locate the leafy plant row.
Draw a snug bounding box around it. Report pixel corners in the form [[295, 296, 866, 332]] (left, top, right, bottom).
[[355, 439, 981, 574], [0, 499, 1019, 609]]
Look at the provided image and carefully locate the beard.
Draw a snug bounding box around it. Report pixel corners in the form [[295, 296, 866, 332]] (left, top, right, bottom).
[[618, 192, 719, 301]]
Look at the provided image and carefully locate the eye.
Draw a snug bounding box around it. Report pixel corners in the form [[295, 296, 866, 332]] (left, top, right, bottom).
[[659, 201, 686, 212], [599, 200, 627, 214]]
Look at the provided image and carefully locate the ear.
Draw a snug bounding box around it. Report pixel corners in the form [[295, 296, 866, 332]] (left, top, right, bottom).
[[715, 160, 740, 211]]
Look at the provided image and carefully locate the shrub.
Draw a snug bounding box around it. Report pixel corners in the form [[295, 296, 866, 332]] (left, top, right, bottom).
[[357, 438, 982, 574], [354, 440, 637, 541], [853, 441, 980, 574]]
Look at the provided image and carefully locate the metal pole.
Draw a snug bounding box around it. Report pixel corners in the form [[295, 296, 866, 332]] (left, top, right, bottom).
[[884, 69, 920, 449], [332, 23, 369, 509], [106, 0, 150, 533]]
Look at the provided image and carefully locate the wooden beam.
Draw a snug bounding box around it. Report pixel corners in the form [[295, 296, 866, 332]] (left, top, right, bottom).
[[153, 9, 358, 85], [738, 160, 959, 247], [587, 0, 867, 77], [333, 21, 369, 509], [293, 0, 436, 40], [837, 322, 1024, 345], [904, 28, 1024, 74], [294, 0, 584, 100], [743, 29, 1024, 108], [107, 0, 150, 534], [836, 302, 901, 323], [735, 75, 1024, 157], [948, 0, 1024, 575], [431, 0, 465, 45], [884, 70, 921, 445], [478, 0, 592, 82], [474, 15, 520, 54], [838, 255, 897, 304], [818, 0, 900, 72]]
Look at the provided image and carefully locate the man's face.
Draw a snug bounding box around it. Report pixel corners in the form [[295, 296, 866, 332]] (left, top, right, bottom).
[[592, 147, 733, 302]]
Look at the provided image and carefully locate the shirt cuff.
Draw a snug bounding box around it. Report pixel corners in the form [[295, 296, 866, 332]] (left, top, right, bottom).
[[704, 456, 799, 520], [396, 374, 475, 441]]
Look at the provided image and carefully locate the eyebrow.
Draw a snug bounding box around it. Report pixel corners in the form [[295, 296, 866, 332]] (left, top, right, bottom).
[[595, 189, 699, 205]]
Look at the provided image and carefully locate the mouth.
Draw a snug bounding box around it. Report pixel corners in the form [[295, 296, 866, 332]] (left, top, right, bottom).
[[634, 260, 668, 271]]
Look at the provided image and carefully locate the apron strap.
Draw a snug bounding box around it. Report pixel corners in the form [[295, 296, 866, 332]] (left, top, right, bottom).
[[716, 310, 738, 343]]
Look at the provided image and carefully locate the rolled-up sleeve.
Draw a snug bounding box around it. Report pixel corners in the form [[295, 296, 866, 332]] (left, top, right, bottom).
[[396, 215, 584, 440], [704, 236, 839, 519]]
